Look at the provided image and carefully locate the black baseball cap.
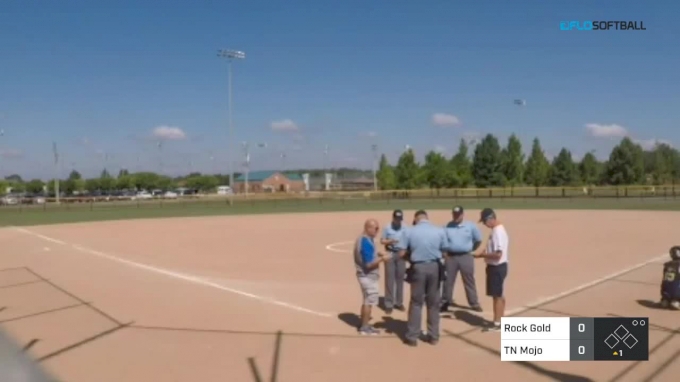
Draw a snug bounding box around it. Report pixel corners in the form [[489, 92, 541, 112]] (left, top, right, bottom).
[[479, 208, 496, 222], [392, 209, 404, 220], [452, 205, 464, 217]]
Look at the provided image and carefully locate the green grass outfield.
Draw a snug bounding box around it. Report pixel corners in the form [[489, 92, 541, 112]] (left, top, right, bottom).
[[1, 196, 680, 227]]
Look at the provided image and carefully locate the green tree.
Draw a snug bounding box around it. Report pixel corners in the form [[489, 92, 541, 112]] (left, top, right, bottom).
[[648, 143, 677, 185], [605, 137, 645, 185], [63, 178, 85, 195], [501, 134, 524, 186], [548, 148, 578, 186], [394, 149, 419, 189], [116, 174, 135, 190], [375, 154, 396, 190], [4, 174, 22, 183], [450, 139, 472, 187], [24, 179, 45, 194], [118, 168, 130, 178], [524, 138, 550, 187], [68, 170, 82, 180], [472, 134, 504, 187], [185, 175, 219, 192], [578, 151, 601, 185], [84, 178, 101, 192], [422, 151, 450, 189], [99, 169, 115, 191], [0, 179, 8, 195]]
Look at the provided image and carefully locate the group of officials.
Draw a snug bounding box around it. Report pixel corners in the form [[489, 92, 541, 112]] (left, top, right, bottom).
[[353, 207, 510, 346]]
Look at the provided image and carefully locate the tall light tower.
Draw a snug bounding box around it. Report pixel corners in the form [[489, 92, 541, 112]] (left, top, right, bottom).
[[240, 141, 267, 197], [52, 142, 60, 204], [371, 144, 378, 192], [217, 49, 246, 200]]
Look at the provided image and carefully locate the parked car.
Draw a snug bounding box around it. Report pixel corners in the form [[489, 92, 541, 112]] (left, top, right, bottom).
[[135, 191, 153, 200], [0, 194, 20, 205], [163, 191, 178, 199]]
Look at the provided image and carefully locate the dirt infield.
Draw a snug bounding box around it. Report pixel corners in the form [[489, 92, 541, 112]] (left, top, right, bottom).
[[1, 209, 679, 381]]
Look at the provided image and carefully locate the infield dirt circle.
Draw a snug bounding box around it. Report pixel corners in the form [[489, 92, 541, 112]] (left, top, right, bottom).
[[1, 209, 679, 381]]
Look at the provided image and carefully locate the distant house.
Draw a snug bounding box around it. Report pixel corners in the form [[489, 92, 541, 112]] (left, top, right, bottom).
[[233, 171, 305, 193]]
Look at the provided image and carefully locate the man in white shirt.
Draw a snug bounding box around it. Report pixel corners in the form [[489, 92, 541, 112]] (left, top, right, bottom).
[[473, 208, 508, 332]]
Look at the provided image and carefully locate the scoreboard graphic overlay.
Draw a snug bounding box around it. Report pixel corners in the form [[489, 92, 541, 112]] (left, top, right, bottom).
[[500, 317, 649, 361]]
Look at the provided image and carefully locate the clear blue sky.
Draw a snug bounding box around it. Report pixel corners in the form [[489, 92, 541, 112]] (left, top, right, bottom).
[[1, 0, 678, 179]]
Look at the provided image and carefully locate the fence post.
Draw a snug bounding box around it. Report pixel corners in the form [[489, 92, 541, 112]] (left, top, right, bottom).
[[90, 200, 93, 211], [624, 187, 628, 198], [561, 188, 565, 198], [535, 187, 539, 197]]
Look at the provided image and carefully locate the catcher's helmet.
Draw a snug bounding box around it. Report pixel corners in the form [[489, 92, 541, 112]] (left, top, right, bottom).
[[670, 246, 680, 261]]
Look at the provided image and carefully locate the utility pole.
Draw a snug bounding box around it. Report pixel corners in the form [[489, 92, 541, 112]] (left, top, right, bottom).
[[52, 142, 60, 204]]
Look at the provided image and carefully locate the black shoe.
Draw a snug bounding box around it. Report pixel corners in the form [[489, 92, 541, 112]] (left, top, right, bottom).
[[394, 304, 405, 312], [385, 308, 393, 315], [404, 339, 418, 347], [470, 305, 483, 312], [424, 334, 439, 345], [440, 303, 450, 313]]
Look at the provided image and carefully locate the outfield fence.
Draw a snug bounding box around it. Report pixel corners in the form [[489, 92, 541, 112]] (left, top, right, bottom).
[[0, 185, 678, 213]]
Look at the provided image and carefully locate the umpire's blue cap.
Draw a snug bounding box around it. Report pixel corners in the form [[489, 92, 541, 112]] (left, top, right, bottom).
[[392, 209, 403, 220]]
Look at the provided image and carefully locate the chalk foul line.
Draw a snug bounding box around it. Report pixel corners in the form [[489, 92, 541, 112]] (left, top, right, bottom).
[[501, 252, 668, 318], [13, 227, 332, 318], [325, 241, 353, 253]]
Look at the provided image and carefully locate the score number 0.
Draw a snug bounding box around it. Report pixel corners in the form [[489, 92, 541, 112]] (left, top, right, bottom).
[[578, 323, 586, 355]]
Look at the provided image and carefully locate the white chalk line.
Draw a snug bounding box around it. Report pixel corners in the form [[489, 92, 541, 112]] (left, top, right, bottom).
[[325, 237, 666, 319], [501, 253, 668, 318], [13, 227, 332, 318], [325, 240, 353, 253]]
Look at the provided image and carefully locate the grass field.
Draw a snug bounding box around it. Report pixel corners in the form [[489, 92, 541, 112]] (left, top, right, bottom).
[[2, 196, 680, 226]]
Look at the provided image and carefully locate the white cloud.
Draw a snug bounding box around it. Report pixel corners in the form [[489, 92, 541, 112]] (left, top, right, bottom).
[[434, 145, 446, 153], [431, 113, 461, 127], [0, 148, 23, 159], [152, 125, 186, 141], [271, 119, 299, 132], [585, 123, 628, 138], [633, 138, 672, 150]]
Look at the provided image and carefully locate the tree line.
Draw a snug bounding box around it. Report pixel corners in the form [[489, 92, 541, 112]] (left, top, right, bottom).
[[376, 135, 680, 190], [0, 167, 373, 195]]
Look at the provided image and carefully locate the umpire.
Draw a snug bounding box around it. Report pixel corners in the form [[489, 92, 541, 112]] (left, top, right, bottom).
[[441, 206, 483, 312], [398, 210, 447, 347], [380, 209, 407, 314]]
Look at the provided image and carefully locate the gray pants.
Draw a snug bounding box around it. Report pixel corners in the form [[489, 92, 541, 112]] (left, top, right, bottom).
[[407, 262, 441, 341], [384, 252, 406, 308], [441, 254, 479, 307]]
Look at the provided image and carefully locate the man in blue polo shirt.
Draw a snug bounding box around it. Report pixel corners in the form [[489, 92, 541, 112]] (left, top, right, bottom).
[[354, 219, 390, 335], [441, 205, 483, 313], [380, 209, 407, 314], [398, 210, 447, 346]]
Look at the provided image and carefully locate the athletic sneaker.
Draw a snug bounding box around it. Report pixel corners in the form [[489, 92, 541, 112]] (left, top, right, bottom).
[[482, 323, 501, 332], [359, 326, 380, 335]]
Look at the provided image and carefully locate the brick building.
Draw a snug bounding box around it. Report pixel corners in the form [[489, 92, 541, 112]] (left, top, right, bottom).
[[233, 171, 305, 193]]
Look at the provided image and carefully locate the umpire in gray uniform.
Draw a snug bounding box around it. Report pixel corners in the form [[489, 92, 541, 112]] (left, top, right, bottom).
[[380, 209, 407, 314], [398, 210, 447, 347], [441, 205, 483, 312]]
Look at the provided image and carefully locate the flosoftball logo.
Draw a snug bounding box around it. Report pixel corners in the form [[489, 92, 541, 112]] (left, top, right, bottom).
[[560, 21, 646, 31]]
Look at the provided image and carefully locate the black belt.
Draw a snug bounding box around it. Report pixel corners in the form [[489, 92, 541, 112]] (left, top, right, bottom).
[[411, 259, 439, 264], [447, 252, 469, 256]]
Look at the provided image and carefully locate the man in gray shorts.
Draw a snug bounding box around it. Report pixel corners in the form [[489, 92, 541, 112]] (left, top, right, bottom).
[[354, 219, 390, 335]]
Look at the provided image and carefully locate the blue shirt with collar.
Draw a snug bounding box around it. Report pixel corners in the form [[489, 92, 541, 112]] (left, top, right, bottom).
[[444, 220, 482, 253], [401, 219, 446, 263], [382, 222, 408, 252]]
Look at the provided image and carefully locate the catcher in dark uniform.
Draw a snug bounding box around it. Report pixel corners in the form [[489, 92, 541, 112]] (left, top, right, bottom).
[[660, 245, 680, 310]]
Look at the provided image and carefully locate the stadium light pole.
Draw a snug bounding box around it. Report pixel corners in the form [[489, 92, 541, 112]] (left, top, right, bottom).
[[217, 49, 246, 201], [52, 142, 60, 204], [241, 141, 267, 196], [371, 144, 378, 192]]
